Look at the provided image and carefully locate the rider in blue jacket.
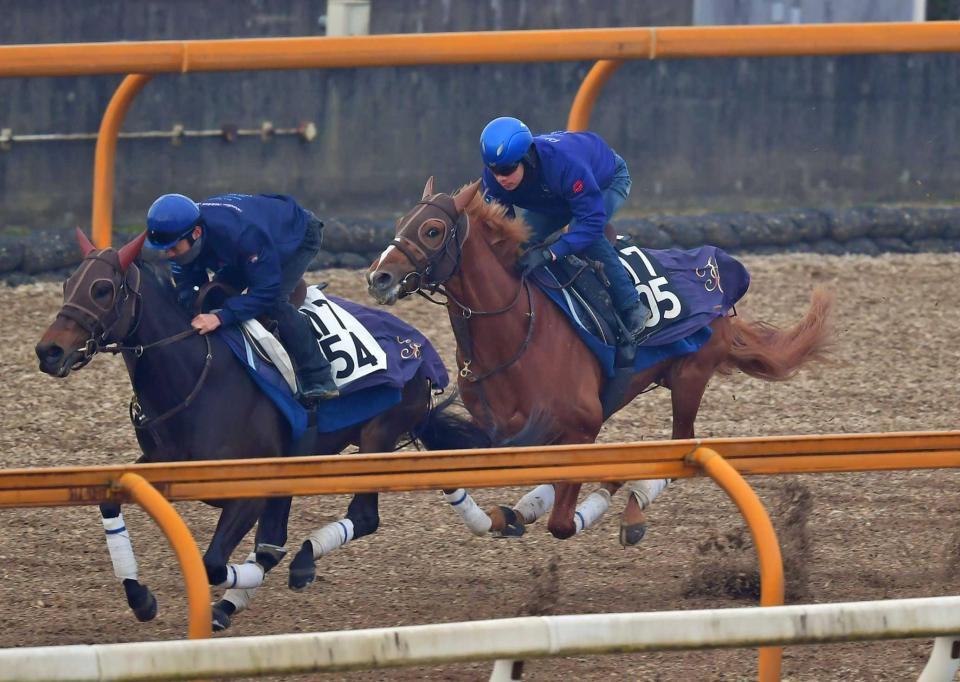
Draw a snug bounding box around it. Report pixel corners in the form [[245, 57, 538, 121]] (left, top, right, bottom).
[[144, 192, 339, 401], [480, 116, 652, 345]]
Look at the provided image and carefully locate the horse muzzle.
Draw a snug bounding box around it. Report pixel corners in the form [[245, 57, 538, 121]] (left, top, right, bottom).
[[366, 269, 402, 306], [35, 340, 88, 377]]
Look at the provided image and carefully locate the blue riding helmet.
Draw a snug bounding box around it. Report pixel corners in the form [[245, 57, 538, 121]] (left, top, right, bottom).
[[145, 193, 201, 250], [480, 117, 533, 173]]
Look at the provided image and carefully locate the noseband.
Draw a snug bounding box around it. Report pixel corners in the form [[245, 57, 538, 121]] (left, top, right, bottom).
[[57, 251, 143, 370], [387, 193, 537, 410], [389, 196, 469, 296], [57, 250, 211, 435]]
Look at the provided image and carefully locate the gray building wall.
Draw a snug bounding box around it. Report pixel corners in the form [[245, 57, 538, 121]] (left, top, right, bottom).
[[0, 0, 956, 232], [693, 0, 921, 24]]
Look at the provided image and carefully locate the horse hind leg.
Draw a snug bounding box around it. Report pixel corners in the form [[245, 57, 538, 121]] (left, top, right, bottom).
[[99, 502, 157, 622], [618, 349, 718, 546], [212, 544, 287, 631], [203, 498, 266, 632], [212, 497, 292, 631], [288, 492, 379, 591], [288, 395, 415, 591], [619, 479, 672, 547]]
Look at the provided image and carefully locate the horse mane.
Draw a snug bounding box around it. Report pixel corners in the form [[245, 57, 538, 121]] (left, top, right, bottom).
[[459, 183, 531, 257], [135, 258, 192, 322]]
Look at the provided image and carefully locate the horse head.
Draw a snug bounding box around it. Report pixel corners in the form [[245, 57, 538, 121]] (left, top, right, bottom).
[[367, 177, 481, 305], [35, 230, 146, 377]]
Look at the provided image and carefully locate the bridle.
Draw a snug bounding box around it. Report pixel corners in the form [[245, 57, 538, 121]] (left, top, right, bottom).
[[56, 248, 211, 432], [386, 191, 538, 424], [56, 250, 145, 371], [387, 195, 471, 298]]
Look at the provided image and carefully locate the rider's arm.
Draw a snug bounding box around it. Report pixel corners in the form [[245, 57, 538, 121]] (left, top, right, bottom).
[[550, 162, 605, 259], [215, 226, 282, 326]]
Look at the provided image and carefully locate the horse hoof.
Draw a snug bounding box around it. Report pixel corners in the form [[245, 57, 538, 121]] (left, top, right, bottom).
[[288, 542, 316, 592], [619, 522, 647, 547], [123, 580, 158, 622], [132, 591, 158, 622], [492, 506, 525, 538], [211, 601, 233, 632]]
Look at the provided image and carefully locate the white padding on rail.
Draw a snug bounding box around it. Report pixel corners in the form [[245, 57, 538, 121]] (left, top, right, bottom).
[[3, 596, 960, 681]]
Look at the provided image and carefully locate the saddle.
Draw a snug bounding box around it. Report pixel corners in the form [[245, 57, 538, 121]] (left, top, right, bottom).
[[194, 280, 308, 393], [194, 280, 392, 397], [533, 227, 636, 367]]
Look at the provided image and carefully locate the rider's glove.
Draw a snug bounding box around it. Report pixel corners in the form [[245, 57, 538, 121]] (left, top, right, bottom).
[[517, 247, 555, 278]]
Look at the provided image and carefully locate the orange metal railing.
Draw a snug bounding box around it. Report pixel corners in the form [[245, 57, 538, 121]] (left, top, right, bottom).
[[2, 430, 959, 676], [2, 431, 958, 508], [1, 22, 958, 245]]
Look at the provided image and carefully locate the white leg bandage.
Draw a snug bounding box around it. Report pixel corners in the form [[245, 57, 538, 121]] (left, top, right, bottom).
[[217, 560, 265, 590], [307, 519, 355, 559], [443, 489, 492, 536], [624, 479, 671, 509], [102, 513, 138, 581], [574, 488, 612, 534], [513, 484, 555, 524], [221, 553, 258, 613]]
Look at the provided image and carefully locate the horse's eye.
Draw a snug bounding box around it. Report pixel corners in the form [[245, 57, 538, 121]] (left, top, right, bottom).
[[92, 282, 113, 300], [426, 227, 441, 239]]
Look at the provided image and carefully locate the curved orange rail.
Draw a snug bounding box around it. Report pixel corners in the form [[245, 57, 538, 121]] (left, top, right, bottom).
[[117, 473, 211, 641], [689, 447, 785, 682]]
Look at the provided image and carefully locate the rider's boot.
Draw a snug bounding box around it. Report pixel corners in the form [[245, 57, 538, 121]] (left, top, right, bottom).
[[621, 299, 653, 342], [298, 364, 339, 402], [275, 302, 340, 403]]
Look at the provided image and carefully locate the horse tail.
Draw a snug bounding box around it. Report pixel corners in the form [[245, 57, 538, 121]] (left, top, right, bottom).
[[416, 392, 557, 451], [719, 285, 833, 381]]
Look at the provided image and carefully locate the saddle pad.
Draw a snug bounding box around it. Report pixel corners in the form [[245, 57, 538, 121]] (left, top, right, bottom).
[[534, 243, 750, 378], [218, 289, 449, 439], [618, 241, 750, 346]]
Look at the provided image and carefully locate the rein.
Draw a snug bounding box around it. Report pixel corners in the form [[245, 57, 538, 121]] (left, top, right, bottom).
[[388, 199, 542, 430], [59, 253, 212, 435], [390, 204, 536, 384], [128, 335, 213, 432]]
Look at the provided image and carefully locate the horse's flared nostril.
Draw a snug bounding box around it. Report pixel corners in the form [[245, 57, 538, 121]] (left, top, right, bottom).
[[371, 271, 395, 292], [36, 342, 64, 366]]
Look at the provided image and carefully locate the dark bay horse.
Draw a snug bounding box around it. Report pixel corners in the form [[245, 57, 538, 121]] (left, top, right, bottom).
[[367, 178, 833, 542], [35, 230, 490, 631]]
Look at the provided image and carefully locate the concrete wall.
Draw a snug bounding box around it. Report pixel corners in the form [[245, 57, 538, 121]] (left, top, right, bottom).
[[693, 0, 921, 24], [1, 0, 957, 233]]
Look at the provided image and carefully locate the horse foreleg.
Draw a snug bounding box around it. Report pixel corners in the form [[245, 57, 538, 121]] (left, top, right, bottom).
[[212, 496, 291, 631], [443, 488, 493, 535], [482, 484, 556, 538], [204, 499, 265, 590], [288, 492, 380, 591], [547, 482, 582, 539], [99, 502, 157, 622], [570, 486, 613, 535]]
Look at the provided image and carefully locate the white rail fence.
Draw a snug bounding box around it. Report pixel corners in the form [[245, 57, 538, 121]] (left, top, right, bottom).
[[2, 596, 959, 681]]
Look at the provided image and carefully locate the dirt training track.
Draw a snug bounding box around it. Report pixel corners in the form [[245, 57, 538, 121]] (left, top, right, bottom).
[[1, 252, 959, 681]]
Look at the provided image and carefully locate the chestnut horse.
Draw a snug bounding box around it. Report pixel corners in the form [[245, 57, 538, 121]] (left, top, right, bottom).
[[367, 178, 832, 542]]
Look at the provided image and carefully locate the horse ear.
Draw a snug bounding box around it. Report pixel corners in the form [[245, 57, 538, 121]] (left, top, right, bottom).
[[76, 228, 96, 257], [453, 179, 481, 215], [421, 176, 435, 200], [117, 231, 147, 272]]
